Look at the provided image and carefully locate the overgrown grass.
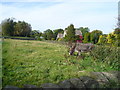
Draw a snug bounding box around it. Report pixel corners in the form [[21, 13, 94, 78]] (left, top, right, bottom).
[[0, 39, 2, 89], [90, 45, 120, 70], [2, 39, 118, 88]]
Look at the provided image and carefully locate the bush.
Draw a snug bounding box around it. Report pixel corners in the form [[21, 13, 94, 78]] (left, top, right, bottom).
[[51, 38, 55, 40], [57, 38, 63, 41], [37, 37, 42, 41], [90, 45, 120, 70], [114, 40, 120, 47]]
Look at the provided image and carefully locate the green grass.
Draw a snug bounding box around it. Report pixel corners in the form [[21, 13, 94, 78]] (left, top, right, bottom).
[[3, 36, 34, 39], [0, 39, 2, 89], [2, 39, 116, 88]]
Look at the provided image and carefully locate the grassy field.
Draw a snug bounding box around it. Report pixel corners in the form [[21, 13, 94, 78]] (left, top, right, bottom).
[[0, 39, 2, 89], [2, 39, 116, 88]]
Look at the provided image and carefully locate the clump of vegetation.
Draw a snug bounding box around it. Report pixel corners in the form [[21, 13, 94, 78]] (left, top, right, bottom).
[[1, 18, 32, 37], [90, 45, 120, 70]]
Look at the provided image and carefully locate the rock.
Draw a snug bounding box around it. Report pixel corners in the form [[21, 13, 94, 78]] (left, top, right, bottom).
[[23, 84, 37, 88], [79, 76, 99, 88], [40, 83, 61, 90], [4, 85, 21, 90], [58, 80, 74, 89], [69, 78, 86, 89], [90, 72, 109, 87], [102, 71, 120, 83]]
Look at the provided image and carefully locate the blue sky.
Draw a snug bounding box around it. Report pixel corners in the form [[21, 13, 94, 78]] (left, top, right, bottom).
[[0, 0, 119, 34]]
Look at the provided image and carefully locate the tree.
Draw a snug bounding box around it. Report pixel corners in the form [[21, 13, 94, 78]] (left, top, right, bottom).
[[113, 15, 120, 46], [64, 24, 76, 42], [113, 28, 120, 46], [114, 34, 120, 47], [77, 27, 90, 38], [83, 32, 90, 43], [14, 21, 32, 37], [114, 28, 120, 34], [30, 30, 41, 38], [90, 30, 103, 44], [43, 29, 53, 40], [42, 33, 47, 40], [1, 18, 16, 36], [97, 35, 107, 45], [1, 18, 32, 37], [106, 32, 115, 44]]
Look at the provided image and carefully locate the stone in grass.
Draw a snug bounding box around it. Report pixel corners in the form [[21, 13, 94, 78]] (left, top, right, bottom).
[[23, 84, 38, 88], [102, 71, 120, 83], [4, 85, 21, 90], [40, 83, 61, 90], [90, 72, 109, 86], [58, 80, 75, 89], [79, 76, 99, 88], [69, 78, 86, 89]]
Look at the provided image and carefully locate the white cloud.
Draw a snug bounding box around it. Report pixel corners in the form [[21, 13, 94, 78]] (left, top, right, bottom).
[[0, 1, 118, 34]]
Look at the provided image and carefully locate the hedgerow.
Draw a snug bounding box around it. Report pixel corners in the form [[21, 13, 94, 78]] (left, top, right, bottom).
[[90, 45, 120, 70]]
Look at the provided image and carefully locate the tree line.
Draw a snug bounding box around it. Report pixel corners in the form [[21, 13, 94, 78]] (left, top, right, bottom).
[[1, 18, 32, 37], [1, 17, 120, 47]]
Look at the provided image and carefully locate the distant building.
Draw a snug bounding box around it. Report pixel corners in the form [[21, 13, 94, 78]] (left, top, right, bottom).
[[56, 30, 83, 42], [56, 33, 63, 39], [75, 30, 82, 36]]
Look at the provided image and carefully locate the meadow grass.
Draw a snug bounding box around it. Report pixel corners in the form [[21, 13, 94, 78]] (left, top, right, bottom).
[[0, 39, 2, 89], [2, 39, 116, 88]]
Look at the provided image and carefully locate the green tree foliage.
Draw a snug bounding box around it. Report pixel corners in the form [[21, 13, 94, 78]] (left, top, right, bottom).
[[114, 34, 120, 47], [83, 32, 90, 43], [1, 18, 32, 37], [106, 33, 116, 44], [75, 35, 81, 41], [1, 18, 16, 36], [105, 16, 120, 46], [114, 28, 120, 34], [64, 24, 76, 42], [42, 33, 47, 40], [30, 30, 42, 39], [97, 35, 107, 45], [90, 30, 103, 44], [53, 29, 64, 40], [112, 15, 120, 46], [43, 29, 53, 40], [113, 28, 120, 47], [77, 27, 90, 37], [14, 21, 31, 37]]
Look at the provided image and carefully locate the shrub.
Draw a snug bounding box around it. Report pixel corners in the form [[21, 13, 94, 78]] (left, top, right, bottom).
[[37, 37, 42, 41], [57, 38, 63, 41], [51, 38, 55, 40], [90, 45, 120, 70]]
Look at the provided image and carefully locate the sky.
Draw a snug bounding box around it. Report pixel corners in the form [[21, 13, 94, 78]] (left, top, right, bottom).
[[0, 0, 119, 34]]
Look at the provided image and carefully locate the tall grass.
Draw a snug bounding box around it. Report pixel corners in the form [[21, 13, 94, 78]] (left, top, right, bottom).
[[2, 39, 117, 87], [90, 45, 120, 70]]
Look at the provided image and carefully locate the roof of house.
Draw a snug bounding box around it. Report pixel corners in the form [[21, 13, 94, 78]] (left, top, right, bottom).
[[57, 30, 82, 39]]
